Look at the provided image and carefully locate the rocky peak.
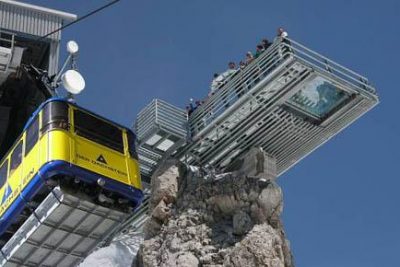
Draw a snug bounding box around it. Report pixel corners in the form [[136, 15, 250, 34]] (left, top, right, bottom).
[[135, 148, 294, 267]]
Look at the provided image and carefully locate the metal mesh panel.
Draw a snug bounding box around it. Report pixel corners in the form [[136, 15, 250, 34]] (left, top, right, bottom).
[[0, 187, 128, 266], [0, 0, 76, 41], [136, 99, 187, 178]]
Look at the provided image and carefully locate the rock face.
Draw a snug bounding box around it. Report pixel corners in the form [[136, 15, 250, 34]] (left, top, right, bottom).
[[135, 148, 294, 267]]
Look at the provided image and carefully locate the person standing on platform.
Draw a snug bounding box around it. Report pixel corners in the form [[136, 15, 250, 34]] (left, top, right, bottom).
[[275, 27, 292, 58], [210, 73, 224, 97], [246, 51, 255, 65]]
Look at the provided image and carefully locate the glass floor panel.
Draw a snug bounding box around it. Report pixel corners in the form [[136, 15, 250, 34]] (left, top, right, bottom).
[[287, 76, 350, 119]]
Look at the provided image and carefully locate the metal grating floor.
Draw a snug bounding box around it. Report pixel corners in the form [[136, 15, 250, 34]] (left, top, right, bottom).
[[0, 187, 128, 267]]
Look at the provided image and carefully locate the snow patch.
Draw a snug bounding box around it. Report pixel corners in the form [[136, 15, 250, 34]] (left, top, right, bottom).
[[80, 234, 143, 267]]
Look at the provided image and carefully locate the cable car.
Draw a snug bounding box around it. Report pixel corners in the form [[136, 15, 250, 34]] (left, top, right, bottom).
[[0, 98, 143, 242]]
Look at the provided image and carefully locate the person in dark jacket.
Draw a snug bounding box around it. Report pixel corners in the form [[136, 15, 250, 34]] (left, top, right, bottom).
[[261, 38, 271, 50], [255, 45, 264, 58]]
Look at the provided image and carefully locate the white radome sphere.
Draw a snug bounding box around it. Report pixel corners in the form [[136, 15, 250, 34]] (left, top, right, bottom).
[[62, 69, 86, 95], [67, 40, 79, 54]]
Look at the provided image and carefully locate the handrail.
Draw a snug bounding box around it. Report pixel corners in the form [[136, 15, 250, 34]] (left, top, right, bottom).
[[287, 38, 369, 83], [189, 42, 288, 136], [190, 41, 283, 122], [286, 38, 376, 95], [187, 37, 377, 138]]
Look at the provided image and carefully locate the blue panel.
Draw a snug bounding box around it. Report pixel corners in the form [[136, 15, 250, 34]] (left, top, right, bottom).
[[0, 195, 26, 237], [1, 184, 12, 204], [0, 160, 143, 238]]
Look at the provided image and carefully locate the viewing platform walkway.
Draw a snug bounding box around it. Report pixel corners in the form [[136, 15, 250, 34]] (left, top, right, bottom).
[[136, 37, 379, 179]]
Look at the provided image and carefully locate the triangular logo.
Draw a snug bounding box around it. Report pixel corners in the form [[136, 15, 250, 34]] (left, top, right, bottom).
[[97, 154, 107, 164], [1, 184, 12, 204]]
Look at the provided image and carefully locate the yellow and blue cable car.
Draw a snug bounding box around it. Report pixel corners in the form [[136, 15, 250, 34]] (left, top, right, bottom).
[[0, 98, 143, 239]]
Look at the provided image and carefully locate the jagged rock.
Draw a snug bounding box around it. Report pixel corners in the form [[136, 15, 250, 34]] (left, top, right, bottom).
[[150, 165, 178, 209], [151, 199, 171, 222], [232, 211, 252, 235], [208, 195, 239, 215], [253, 182, 283, 224], [226, 147, 277, 180], [142, 217, 162, 239], [137, 148, 293, 267], [175, 252, 199, 267], [137, 239, 162, 267], [224, 224, 286, 267]]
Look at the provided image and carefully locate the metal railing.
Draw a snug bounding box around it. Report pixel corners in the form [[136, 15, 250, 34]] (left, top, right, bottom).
[[189, 40, 288, 137], [136, 99, 187, 178], [286, 37, 376, 95], [188, 37, 377, 138], [135, 99, 187, 144]]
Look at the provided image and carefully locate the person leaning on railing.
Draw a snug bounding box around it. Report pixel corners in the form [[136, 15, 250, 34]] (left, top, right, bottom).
[[220, 62, 239, 107], [261, 38, 272, 50], [245, 51, 255, 65], [222, 62, 239, 80], [186, 98, 195, 116], [202, 28, 291, 117], [209, 62, 238, 96], [210, 73, 224, 97], [275, 27, 292, 58], [254, 44, 265, 58]]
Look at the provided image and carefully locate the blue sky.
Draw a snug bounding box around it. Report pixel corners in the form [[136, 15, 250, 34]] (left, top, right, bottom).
[[26, 1, 400, 266]]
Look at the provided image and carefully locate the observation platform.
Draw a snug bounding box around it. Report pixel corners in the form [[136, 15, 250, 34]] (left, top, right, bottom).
[[136, 37, 378, 178], [135, 99, 187, 180], [183, 38, 378, 175]]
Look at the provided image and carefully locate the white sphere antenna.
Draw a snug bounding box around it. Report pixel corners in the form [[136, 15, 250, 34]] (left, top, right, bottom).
[[67, 40, 79, 55], [52, 40, 85, 96], [62, 69, 86, 95]]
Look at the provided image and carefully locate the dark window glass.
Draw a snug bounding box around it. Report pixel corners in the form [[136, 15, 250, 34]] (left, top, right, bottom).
[[127, 131, 138, 159], [0, 160, 8, 188], [10, 141, 22, 175], [74, 110, 124, 153], [25, 116, 39, 156], [41, 101, 69, 133]]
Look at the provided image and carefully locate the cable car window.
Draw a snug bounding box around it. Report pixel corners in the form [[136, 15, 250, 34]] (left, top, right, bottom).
[[127, 131, 138, 159], [41, 101, 69, 133], [0, 160, 8, 188], [74, 110, 124, 153], [10, 141, 22, 176], [25, 116, 39, 156]]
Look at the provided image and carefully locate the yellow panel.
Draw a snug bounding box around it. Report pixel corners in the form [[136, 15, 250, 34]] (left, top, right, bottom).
[[47, 130, 71, 162], [39, 133, 48, 166], [127, 158, 142, 189], [73, 135, 132, 186]]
